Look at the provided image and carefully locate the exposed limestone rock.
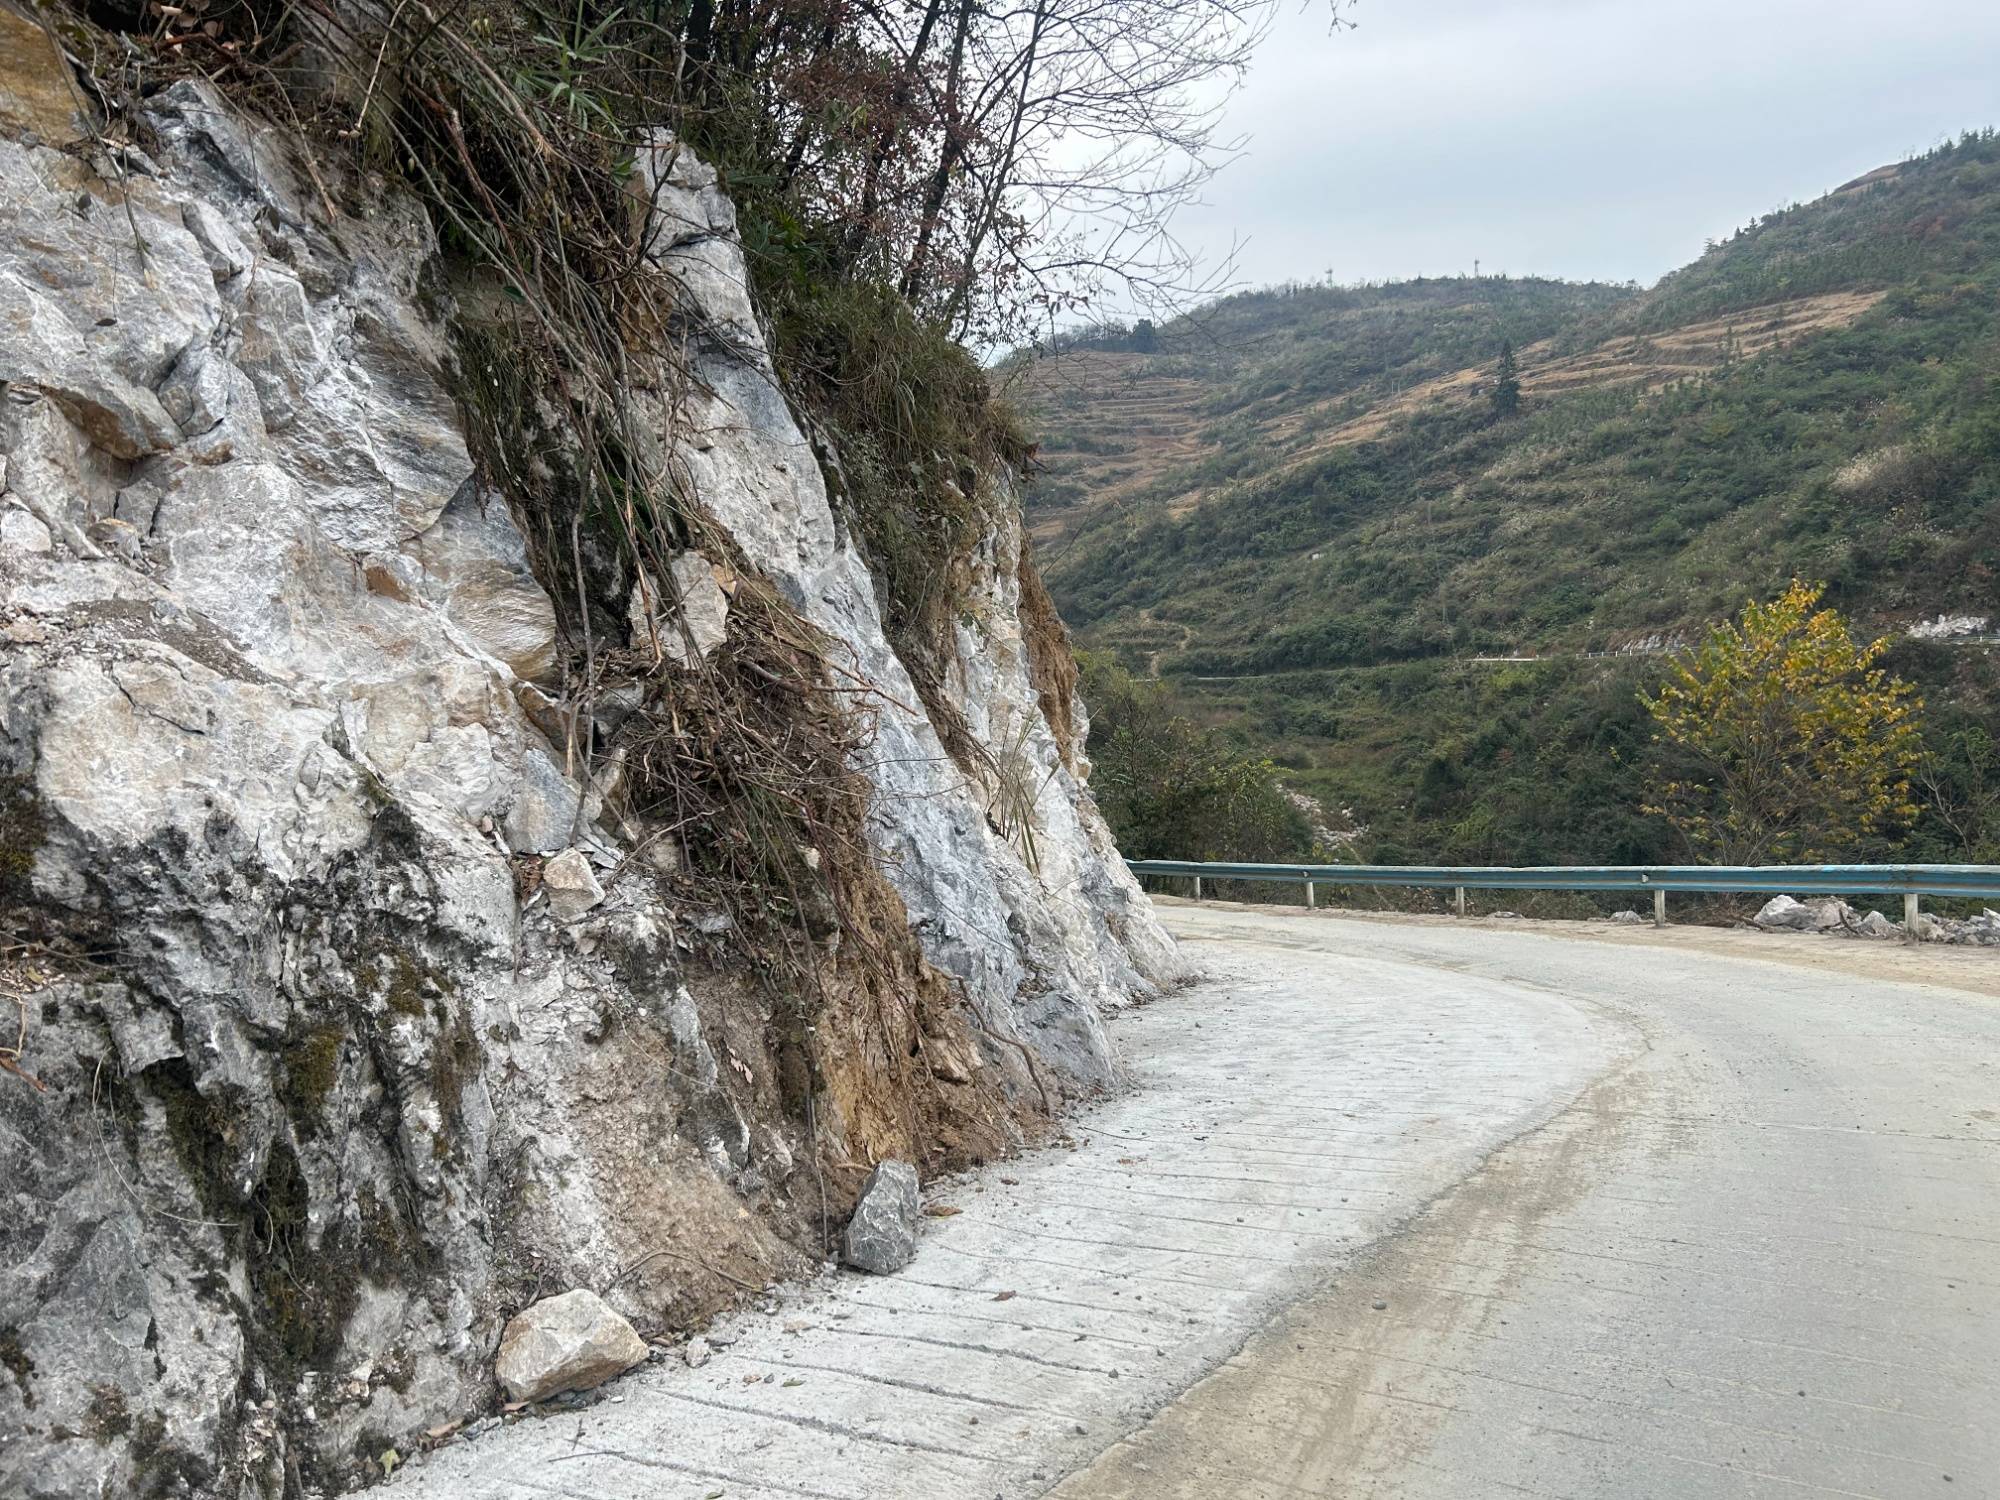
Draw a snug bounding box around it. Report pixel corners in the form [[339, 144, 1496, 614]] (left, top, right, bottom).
[[0, 63, 1173, 1500], [494, 1291, 649, 1403], [840, 1161, 922, 1274]]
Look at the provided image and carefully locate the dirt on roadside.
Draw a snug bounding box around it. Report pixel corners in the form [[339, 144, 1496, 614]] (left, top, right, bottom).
[[1151, 895, 2000, 1002]]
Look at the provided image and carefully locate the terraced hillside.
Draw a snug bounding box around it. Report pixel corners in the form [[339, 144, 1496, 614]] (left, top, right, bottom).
[[1016, 131, 2000, 868]]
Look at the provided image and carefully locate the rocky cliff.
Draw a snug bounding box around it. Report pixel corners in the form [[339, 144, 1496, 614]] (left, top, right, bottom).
[[0, 18, 1174, 1496]]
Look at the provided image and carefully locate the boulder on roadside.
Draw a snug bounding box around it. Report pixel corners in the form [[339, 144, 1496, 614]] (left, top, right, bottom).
[[1608, 910, 1644, 925], [494, 1290, 648, 1404], [1753, 895, 1815, 931], [840, 1160, 921, 1275], [1808, 898, 1856, 931], [1853, 910, 1901, 939]]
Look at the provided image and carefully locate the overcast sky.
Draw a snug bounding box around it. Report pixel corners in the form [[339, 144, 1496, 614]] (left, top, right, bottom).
[[1169, 0, 2000, 293]]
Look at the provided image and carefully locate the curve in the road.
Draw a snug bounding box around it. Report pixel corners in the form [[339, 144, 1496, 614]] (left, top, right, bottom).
[[397, 906, 2000, 1500], [399, 911, 1623, 1499], [1057, 907, 2000, 1500]]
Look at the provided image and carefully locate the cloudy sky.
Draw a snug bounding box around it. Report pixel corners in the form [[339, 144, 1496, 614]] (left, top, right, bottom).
[[1168, 0, 2000, 293]]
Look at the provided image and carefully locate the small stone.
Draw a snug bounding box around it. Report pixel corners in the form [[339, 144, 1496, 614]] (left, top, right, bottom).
[[1371, 1299, 1388, 1311], [684, 1337, 713, 1369], [841, 1160, 921, 1275], [541, 848, 605, 922], [494, 1289, 648, 1403]]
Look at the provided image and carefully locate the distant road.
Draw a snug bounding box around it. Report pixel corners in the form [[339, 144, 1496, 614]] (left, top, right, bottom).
[[398, 905, 1999, 1500], [1058, 905, 2000, 1499]]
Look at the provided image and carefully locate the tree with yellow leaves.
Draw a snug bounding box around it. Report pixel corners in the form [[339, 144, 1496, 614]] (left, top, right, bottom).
[[1640, 581, 1923, 862]]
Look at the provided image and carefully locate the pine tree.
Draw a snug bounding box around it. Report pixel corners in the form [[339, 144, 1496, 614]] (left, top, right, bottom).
[[1490, 339, 1521, 418]]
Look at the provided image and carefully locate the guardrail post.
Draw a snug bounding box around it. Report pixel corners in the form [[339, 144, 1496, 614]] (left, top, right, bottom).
[[1192, 874, 1202, 901], [1653, 888, 1667, 928], [1454, 886, 1466, 918], [1904, 892, 1920, 943], [1304, 878, 1315, 910]]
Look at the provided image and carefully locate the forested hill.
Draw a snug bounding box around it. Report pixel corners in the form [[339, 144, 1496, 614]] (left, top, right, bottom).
[[1017, 130, 2000, 868]]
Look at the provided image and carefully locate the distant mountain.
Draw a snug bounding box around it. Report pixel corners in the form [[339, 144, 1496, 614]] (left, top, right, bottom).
[[1013, 130, 2000, 867]]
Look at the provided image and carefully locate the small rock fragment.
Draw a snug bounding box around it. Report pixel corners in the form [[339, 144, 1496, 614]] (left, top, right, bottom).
[[541, 847, 605, 922], [684, 1337, 712, 1369]]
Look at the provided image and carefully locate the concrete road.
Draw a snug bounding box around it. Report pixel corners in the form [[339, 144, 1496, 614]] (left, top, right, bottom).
[[400, 904, 2000, 1500], [1060, 905, 2000, 1500]]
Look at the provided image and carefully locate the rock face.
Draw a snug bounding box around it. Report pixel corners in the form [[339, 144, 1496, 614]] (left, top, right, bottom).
[[839, 1161, 922, 1275], [493, 1291, 649, 1404], [0, 48, 1174, 1500]]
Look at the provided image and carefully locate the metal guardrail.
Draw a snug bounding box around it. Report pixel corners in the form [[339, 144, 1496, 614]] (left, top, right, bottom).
[[1124, 860, 2000, 933]]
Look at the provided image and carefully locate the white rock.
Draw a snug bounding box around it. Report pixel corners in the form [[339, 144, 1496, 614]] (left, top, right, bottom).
[[494, 1290, 647, 1404], [0, 269, 179, 459], [180, 198, 253, 281], [0, 96, 1176, 1493], [683, 1337, 712, 1369], [1753, 895, 1816, 931], [1854, 910, 1900, 939], [632, 551, 732, 666], [1909, 613, 1991, 642], [503, 747, 585, 853], [0, 503, 52, 554], [542, 848, 605, 923]]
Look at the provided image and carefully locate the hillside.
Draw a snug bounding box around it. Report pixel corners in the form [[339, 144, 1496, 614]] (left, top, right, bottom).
[[1017, 131, 2000, 867]]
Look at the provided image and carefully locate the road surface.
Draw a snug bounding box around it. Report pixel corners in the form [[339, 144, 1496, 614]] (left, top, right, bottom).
[[401, 904, 2000, 1500]]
